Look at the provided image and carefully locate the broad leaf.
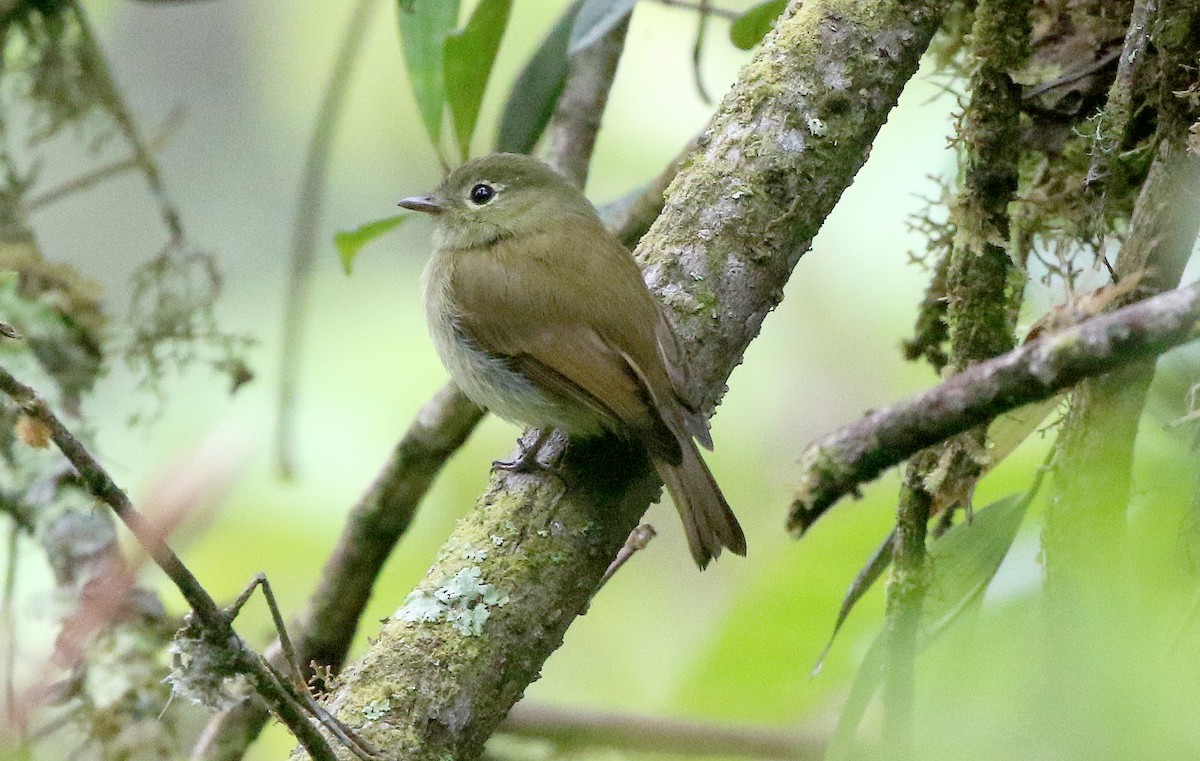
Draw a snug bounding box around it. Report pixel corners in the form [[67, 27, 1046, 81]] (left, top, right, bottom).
[[495, 0, 583, 154], [568, 0, 636, 55], [729, 0, 786, 50], [444, 0, 513, 160], [397, 0, 460, 154], [335, 215, 409, 274], [827, 490, 1034, 758]]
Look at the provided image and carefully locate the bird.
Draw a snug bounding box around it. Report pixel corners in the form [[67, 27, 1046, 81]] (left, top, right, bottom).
[[398, 152, 746, 568]]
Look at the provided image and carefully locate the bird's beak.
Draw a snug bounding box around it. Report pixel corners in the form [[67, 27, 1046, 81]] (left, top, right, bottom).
[[397, 195, 443, 215]]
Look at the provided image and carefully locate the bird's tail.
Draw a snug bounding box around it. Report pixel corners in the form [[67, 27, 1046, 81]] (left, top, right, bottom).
[[654, 440, 747, 569]]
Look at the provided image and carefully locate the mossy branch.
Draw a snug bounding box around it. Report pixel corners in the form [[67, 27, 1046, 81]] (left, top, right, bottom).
[[883, 0, 1030, 746], [1044, 0, 1200, 599], [290, 0, 944, 757], [789, 280, 1200, 532]]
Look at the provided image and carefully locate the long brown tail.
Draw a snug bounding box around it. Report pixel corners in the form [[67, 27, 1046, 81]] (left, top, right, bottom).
[[654, 440, 746, 569]]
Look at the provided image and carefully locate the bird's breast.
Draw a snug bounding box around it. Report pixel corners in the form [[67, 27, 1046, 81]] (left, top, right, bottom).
[[422, 251, 602, 434]]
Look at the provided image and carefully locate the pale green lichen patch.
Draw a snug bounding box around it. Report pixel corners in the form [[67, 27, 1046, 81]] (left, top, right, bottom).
[[395, 566, 511, 637], [362, 697, 392, 721]]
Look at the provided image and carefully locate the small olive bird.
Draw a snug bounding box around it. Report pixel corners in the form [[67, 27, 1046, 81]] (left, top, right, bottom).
[[399, 153, 746, 567]]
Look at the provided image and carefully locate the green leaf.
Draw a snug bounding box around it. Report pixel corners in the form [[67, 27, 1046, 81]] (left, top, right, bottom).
[[335, 215, 409, 275], [729, 0, 786, 50], [813, 530, 895, 676], [397, 0, 461, 153], [443, 0, 513, 161], [826, 490, 1035, 758], [568, 0, 636, 55], [920, 491, 1033, 634], [495, 0, 583, 154]]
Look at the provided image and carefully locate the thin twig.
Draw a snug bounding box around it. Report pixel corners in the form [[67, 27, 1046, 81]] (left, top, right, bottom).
[[70, 2, 185, 243], [588, 524, 656, 606], [23, 108, 184, 213], [275, 0, 378, 479], [1023, 49, 1121, 100], [691, 0, 713, 103], [0, 366, 341, 761], [500, 703, 823, 760], [789, 280, 1200, 533], [651, 0, 739, 20]]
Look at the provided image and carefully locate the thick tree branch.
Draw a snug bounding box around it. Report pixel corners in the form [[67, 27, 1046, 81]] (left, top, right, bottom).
[[291, 0, 944, 757], [789, 280, 1200, 532]]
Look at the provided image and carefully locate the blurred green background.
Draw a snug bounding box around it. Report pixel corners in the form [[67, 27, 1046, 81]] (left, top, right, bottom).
[[8, 1, 1200, 759]]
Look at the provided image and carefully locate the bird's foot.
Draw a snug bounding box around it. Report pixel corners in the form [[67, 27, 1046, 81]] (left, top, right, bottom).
[[493, 427, 561, 474]]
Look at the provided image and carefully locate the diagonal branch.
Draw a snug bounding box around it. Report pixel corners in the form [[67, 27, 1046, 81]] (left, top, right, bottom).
[[788, 280, 1200, 533], [291, 0, 944, 757], [0, 366, 341, 761]]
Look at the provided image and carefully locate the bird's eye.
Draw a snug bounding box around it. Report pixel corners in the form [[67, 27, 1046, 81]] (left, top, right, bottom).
[[469, 183, 495, 205]]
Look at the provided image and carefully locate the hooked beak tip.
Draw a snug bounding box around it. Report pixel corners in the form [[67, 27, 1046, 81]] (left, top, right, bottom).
[[397, 195, 443, 214]]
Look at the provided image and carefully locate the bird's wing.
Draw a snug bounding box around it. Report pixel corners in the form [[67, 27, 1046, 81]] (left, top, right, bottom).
[[450, 227, 682, 462]]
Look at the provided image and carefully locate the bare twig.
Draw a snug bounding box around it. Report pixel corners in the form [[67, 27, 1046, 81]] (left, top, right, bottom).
[[651, 0, 739, 20], [0, 366, 341, 761], [691, 0, 713, 104], [1023, 49, 1121, 101], [591, 524, 656, 602], [23, 108, 184, 213], [70, 2, 185, 243], [599, 139, 695, 248], [275, 0, 378, 478], [499, 703, 823, 760], [789, 280, 1200, 533]]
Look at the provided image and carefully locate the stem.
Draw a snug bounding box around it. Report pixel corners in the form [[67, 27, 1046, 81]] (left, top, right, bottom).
[[546, 15, 629, 188], [790, 280, 1200, 532], [275, 0, 377, 478], [500, 703, 823, 759]]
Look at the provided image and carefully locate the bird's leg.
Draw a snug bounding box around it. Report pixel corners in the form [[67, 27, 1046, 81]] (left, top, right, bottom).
[[493, 427, 557, 473]]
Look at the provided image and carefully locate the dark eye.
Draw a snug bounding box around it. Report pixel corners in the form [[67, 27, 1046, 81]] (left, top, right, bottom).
[[469, 183, 495, 205]]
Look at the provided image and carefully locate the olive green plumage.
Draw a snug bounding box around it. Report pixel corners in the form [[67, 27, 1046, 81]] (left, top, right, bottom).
[[401, 153, 745, 568]]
